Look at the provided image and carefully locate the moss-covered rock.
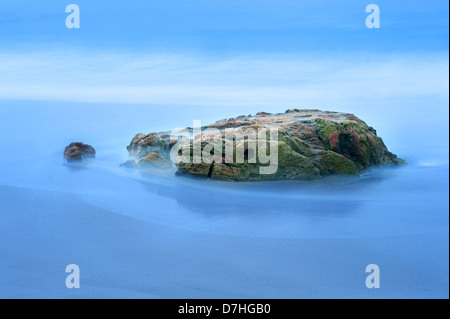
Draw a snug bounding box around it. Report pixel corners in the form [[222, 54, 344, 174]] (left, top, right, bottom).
[[123, 109, 405, 181], [318, 150, 359, 175]]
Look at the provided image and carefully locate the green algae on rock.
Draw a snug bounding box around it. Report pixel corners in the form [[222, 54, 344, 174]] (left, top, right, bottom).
[[123, 109, 405, 181]]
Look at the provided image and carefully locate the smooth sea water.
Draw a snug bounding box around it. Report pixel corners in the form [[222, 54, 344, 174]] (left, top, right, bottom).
[[0, 99, 448, 298]]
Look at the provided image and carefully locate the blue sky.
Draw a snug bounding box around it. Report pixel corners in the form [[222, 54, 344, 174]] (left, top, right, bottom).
[[0, 0, 448, 53], [0, 1, 448, 107]]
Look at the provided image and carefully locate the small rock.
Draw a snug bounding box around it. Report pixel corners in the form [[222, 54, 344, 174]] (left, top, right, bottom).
[[139, 152, 173, 168], [64, 142, 96, 161]]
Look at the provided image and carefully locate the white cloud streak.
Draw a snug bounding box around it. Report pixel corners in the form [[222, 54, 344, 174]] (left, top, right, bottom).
[[0, 51, 448, 107]]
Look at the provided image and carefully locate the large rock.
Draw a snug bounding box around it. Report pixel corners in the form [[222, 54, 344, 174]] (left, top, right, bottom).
[[123, 109, 405, 181], [64, 142, 96, 161]]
